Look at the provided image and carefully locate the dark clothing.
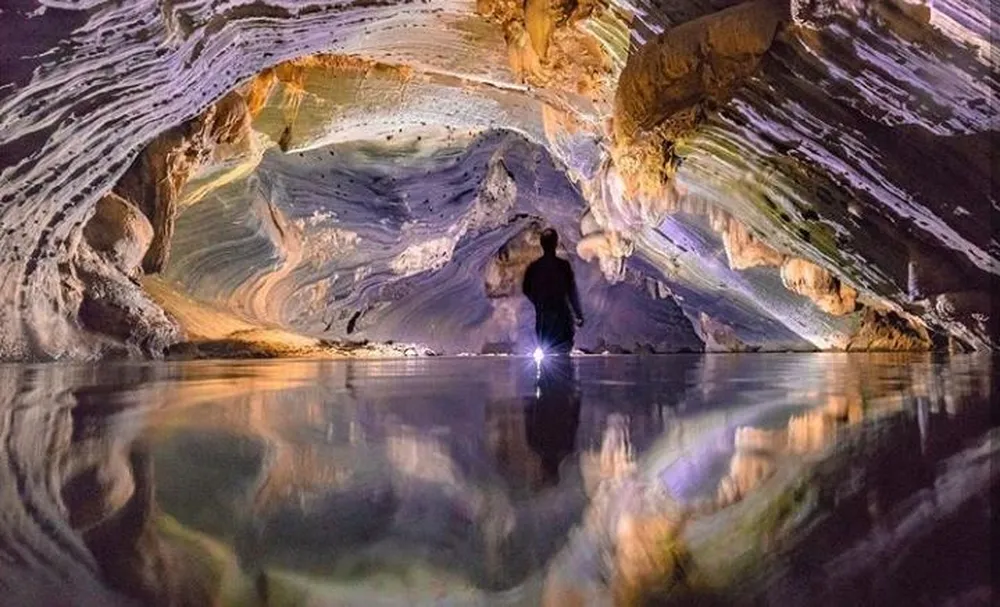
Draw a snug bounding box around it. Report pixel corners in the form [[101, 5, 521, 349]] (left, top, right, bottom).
[[522, 253, 583, 353]]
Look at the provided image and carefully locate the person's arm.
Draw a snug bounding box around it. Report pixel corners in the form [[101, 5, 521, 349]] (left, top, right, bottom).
[[566, 262, 584, 325]]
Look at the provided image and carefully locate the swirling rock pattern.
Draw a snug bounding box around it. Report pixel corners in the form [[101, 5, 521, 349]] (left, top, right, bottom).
[[0, 0, 996, 358], [163, 130, 703, 353]]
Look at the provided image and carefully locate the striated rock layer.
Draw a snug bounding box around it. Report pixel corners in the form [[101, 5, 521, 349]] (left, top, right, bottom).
[[161, 130, 703, 354], [0, 0, 996, 358]]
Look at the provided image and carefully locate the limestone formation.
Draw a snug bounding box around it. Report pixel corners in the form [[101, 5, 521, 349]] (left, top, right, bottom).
[[74, 245, 182, 357], [698, 312, 759, 353], [484, 225, 545, 298], [83, 194, 154, 278], [779, 258, 858, 316], [710, 211, 786, 271], [611, 0, 785, 198], [0, 0, 995, 358], [846, 307, 933, 352], [113, 91, 253, 274]]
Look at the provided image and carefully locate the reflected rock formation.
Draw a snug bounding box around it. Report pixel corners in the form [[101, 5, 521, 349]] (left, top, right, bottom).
[[541, 354, 996, 606], [0, 354, 994, 606], [0, 364, 228, 607], [0, 0, 996, 360]]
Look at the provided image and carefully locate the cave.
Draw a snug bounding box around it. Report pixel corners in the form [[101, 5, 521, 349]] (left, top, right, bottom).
[[0, 0, 996, 605]]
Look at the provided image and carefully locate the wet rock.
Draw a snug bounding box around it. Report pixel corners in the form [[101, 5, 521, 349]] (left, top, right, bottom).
[[710, 211, 786, 271], [484, 225, 543, 297], [615, 0, 783, 142], [846, 307, 931, 352], [612, 0, 784, 197], [881, 0, 932, 25], [468, 156, 518, 231], [699, 312, 759, 352], [932, 290, 996, 349], [390, 236, 458, 277], [905, 244, 980, 301], [83, 193, 153, 278], [0, 0, 995, 359], [576, 230, 633, 283], [74, 246, 181, 357], [481, 0, 609, 91], [780, 258, 858, 316]]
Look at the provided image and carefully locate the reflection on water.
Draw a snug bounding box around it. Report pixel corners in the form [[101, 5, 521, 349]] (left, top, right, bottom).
[[0, 354, 994, 606], [526, 356, 580, 488]]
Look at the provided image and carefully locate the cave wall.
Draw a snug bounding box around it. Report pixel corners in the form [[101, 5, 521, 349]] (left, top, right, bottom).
[[1, 0, 569, 359], [162, 130, 704, 353], [0, 0, 996, 359]]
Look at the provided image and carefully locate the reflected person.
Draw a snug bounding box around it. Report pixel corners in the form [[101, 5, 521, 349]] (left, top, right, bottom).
[[525, 355, 581, 487], [522, 228, 584, 354]]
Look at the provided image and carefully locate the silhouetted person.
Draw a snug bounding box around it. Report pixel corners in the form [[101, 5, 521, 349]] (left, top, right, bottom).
[[525, 355, 581, 486], [522, 228, 584, 354]]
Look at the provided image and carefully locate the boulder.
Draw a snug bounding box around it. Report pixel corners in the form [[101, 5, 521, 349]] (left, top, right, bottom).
[[83, 193, 153, 277]]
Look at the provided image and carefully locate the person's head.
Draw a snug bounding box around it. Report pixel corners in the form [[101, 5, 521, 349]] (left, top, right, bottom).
[[540, 228, 558, 255]]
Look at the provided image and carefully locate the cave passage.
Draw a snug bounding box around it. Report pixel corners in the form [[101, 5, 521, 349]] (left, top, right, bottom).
[[154, 127, 708, 357], [2, 0, 996, 360], [0, 0, 997, 605]]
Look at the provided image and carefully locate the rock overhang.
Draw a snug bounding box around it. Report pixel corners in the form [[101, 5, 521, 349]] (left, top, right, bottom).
[[0, 0, 995, 359]]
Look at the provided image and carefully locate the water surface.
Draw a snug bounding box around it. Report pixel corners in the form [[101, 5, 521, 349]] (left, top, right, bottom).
[[0, 354, 994, 606]]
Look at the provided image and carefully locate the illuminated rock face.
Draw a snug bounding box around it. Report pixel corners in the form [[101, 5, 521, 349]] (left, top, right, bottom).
[[0, 0, 995, 358], [162, 130, 703, 354]]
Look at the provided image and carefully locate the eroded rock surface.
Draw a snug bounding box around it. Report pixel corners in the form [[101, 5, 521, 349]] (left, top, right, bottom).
[[846, 307, 933, 352], [74, 245, 182, 357], [159, 130, 703, 354], [779, 257, 858, 316], [113, 91, 253, 274], [83, 193, 154, 278], [0, 0, 995, 358]]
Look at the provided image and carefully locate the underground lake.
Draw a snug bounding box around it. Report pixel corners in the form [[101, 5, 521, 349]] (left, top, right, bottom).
[[0, 353, 994, 605]]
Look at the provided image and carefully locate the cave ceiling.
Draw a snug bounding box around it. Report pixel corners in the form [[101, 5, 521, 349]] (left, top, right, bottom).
[[0, 0, 996, 359]]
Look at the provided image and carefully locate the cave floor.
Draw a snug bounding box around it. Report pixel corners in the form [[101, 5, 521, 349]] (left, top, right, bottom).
[[0, 353, 994, 606]]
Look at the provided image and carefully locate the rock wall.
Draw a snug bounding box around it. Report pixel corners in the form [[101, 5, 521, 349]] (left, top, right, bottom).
[[160, 130, 704, 354], [0, 0, 995, 358]]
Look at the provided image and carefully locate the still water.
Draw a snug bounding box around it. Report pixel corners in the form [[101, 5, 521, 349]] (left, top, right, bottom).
[[0, 354, 994, 606]]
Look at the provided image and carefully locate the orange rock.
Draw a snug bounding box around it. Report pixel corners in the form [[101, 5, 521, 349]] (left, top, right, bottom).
[[846, 308, 932, 351], [780, 258, 858, 316]]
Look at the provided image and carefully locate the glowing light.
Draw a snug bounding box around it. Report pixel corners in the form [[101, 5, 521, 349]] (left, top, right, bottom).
[[533, 347, 545, 363]]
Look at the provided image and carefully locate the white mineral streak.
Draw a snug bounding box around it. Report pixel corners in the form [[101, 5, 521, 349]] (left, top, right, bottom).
[[930, 0, 998, 65]]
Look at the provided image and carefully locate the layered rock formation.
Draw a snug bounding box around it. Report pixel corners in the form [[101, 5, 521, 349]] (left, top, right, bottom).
[[0, 0, 995, 358], [152, 124, 704, 354]]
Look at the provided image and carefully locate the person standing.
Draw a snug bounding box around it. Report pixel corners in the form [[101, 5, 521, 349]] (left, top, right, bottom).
[[522, 228, 584, 354]]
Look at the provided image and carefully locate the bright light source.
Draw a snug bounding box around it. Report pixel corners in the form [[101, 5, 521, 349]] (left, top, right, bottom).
[[533, 347, 545, 363]]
